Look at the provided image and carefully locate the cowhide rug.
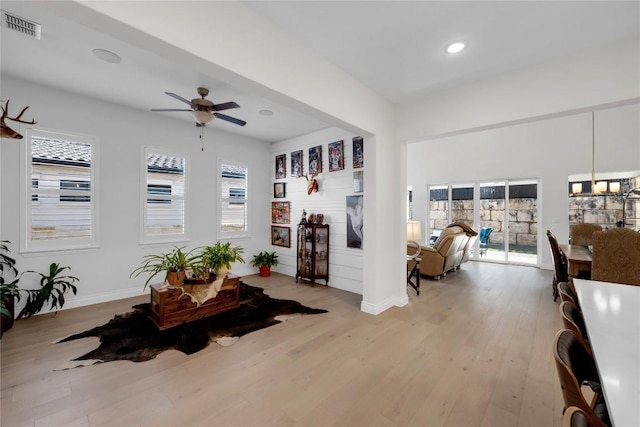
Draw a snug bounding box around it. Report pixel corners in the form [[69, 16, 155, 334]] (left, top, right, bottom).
[[54, 282, 327, 369]]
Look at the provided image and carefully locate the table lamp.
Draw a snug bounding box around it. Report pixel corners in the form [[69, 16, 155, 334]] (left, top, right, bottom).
[[406, 221, 422, 258]]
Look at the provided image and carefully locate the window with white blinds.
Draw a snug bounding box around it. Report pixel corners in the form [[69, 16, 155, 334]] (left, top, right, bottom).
[[142, 148, 187, 243], [23, 129, 99, 252], [219, 161, 248, 236]]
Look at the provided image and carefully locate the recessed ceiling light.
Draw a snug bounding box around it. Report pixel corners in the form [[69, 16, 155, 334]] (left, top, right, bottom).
[[445, 41, 466, 54], [259, 109, 274, 116], [92, 48, 122, 64]]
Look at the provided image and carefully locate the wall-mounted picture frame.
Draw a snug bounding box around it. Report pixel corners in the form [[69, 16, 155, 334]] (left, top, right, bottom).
[[328, 140, 344, 172], [275, 154, 286, 179], [274, 182, 286, 198], [353, 136, 363, 169], [291, 150, 303, 177], [353, 170, 363, 193], [346, 195, 363, 249], [272, 201, 291, 224], [271, 225, 291, 248], [308, 145, 322, 175]]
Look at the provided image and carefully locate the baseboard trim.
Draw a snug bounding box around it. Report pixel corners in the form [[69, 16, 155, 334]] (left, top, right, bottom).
[[361, 293, 408, 315]]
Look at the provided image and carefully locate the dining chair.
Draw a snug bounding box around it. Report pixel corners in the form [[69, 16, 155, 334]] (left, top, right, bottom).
[[558, 282, 581, 310], [563, 406, 603, 427], [570, 223, 603, 247], [591, 228, 640, 285], [560, 301, 591, 355], [553, 329, 611, 427], [547, 230, 569, 301]]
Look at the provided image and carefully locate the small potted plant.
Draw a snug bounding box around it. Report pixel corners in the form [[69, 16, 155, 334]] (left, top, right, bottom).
[[195, 242, 245, 281], [251, 251, 279, 277], [130, 246, 195, 289]]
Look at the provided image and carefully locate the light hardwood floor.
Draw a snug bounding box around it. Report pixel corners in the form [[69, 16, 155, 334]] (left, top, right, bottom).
[[1, 262, 565, 427]]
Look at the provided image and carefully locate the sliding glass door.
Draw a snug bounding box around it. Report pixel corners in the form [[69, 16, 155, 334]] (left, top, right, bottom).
[[427, 179, 538, 265]]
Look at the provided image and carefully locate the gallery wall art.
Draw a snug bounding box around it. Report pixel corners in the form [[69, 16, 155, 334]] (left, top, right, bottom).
[[328, 140, 344, 172], [308, 145, 322, 175], [353, 136, 363, 169], [272, 201, 291, 224], [291, 150, 303, 177], [275, 154, 286, 179]]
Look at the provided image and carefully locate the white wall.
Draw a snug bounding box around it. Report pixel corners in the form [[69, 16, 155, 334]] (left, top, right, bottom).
[[407, 103, 640, 268], [270, 127, 364, 295], [1, 76, 272, 313], [56, 0, 406, 315]]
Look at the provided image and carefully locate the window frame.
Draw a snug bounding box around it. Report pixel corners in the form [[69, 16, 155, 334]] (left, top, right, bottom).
[[218, 159, 249, 239], [140, 146, 189, 245], [20, 127, 100, 253]]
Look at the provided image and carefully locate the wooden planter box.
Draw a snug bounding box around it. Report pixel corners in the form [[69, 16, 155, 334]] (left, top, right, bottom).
[[149, 274, 241, 330]]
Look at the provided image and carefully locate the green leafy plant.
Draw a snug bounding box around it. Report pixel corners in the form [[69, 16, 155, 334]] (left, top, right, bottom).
[[198, 242, 245, 272], [250, 251, 279, 268], [1, 241, 21, 321], [17, 262, 78, 319], [130, 246, 196, 289]]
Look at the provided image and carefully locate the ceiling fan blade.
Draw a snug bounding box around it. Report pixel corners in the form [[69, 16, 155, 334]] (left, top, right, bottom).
[[151, 108, 192, 112], [165, 92, 192, 105], [213, 101, 240, 111], [214, 113, 247, 127]]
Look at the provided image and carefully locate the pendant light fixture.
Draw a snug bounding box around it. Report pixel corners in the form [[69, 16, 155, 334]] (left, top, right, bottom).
[[590, 111, 608, 195]]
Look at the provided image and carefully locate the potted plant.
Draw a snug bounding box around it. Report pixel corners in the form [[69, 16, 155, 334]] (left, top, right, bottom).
[[1, 241, 21, 335], [251, 251, 279, 277], [196, 242, 245, 280], [130, 246, 195, 289], [17, 262, 79, 319]]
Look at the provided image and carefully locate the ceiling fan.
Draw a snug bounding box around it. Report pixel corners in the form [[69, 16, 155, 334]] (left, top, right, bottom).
[[151, 87, 247, 127]]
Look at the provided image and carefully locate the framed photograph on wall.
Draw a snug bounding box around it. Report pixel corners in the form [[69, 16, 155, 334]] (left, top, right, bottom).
[[308, 145, 322, 175], [291, 150, 303, 177], [273, 182, 286, 198], [275, 154, 286, 179], [272, 201, 290, 224], [353, 136, 363, 169], [353, 170, 363, 193], [328, 140, 344, 172], [271, 226, 291, 248], [346, 195, 363, 249]]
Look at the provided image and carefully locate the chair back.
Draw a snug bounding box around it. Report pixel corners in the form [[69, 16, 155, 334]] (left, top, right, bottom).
[[547, 230, 569, 283], [479, 227, 492, 244], [563, 406, 601, 427], [571, 223, 603, 247], [558, 282, 580, 309], [591, 228, 640, 285], [553, 330, 610, 427], [560, 301, 590, 354]]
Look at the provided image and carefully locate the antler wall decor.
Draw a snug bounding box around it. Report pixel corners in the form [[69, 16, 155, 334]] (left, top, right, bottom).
[[302, 171, 320, 195], [1, 100, 37, 139]]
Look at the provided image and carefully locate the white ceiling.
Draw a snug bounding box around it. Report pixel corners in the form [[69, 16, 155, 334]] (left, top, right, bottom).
[[1, 1, 638, 142]]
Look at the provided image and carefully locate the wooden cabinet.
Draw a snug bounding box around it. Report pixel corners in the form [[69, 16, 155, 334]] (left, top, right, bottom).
[[296, 224, 329, 286]]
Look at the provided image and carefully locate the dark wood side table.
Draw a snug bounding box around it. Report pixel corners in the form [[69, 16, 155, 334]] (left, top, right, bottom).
[[407, 256, 421, 295]]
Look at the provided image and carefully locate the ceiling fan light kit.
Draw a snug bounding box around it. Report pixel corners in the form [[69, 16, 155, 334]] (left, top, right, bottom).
[[151, 87, 246, 128]]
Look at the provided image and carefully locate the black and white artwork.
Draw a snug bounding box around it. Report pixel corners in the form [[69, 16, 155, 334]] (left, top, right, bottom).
[[346, 195, 363, 249]]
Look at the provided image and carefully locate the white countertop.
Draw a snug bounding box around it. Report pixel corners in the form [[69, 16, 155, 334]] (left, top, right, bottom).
[[573, 279, 640, 427]]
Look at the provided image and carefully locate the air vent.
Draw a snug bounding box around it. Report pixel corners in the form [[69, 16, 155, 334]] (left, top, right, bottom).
[[2, 10, 41, 40]]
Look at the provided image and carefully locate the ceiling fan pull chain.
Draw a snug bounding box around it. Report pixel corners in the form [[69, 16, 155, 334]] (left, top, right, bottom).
[[200, 127, 204, 151]]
